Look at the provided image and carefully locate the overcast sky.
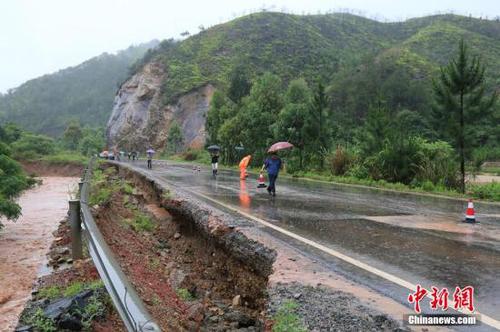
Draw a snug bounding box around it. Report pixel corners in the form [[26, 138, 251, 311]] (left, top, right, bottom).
[[1, 0, 499, 93]]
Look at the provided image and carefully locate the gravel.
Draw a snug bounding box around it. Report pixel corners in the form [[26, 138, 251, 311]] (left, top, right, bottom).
[[267, 282, 409, 332]]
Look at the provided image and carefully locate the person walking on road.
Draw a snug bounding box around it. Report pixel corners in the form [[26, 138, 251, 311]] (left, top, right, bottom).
[[146, 148, 155, 169], [261, 152, 282, 196], [211, 153, 219, 176]]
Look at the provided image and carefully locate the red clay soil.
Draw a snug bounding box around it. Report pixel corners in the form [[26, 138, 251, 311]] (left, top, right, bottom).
[[93, 168, 268, 331], [20, 160, 84, 177], [31, 215, 126, 331]]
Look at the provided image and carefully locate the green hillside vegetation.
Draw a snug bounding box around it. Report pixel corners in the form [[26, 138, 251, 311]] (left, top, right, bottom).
[[144, 12, 498, 199], [0, 41, 157, 136], [132, 13, 500, 108]]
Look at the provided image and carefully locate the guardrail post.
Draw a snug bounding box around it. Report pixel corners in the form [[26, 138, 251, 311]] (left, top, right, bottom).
[[69, 199, 83, 260]]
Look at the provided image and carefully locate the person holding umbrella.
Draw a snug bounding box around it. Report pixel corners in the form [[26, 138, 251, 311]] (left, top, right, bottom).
[[207, 145, 221, 176], [261, 142, 293, 196], [146, 147, 155, 169]]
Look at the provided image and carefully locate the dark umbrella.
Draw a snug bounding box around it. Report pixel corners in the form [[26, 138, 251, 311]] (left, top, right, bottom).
[[267, 142, 294, 153], [207, 145, 221, 151]]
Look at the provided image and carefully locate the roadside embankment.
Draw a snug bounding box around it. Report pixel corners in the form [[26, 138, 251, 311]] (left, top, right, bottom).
[[111, 162, 410, 331], [20, 160, 84, 177], [16, 216, 125, 331], [89, 163, 276, 330]]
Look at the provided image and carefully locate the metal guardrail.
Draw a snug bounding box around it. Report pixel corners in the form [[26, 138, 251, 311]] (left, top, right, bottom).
[[78, 158, 161, 332]]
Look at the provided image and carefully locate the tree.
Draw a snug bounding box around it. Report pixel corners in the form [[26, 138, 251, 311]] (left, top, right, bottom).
[[166, 121, 184, 154], [357, 102, 392, 158], [227, 65, 252, 104], [432, 39, 497, 193], [236, 73, 283, 161], [78, 127, 105, 156], [63, 122, 83, 150], [310, 81, 332, 168], [207, 91, 232, 144], [11, 133, 55, 159], [275, 78, 313, 169], [0, 125, 31, 228]]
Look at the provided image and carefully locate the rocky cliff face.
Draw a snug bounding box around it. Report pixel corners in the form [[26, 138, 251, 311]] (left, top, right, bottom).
[[106, 61, 214, 151]]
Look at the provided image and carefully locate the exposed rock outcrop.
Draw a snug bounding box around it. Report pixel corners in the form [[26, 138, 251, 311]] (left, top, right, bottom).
[[106, 61, 215, 151]]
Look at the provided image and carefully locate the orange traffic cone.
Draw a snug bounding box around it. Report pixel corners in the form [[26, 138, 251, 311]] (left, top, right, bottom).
[[465, 199, 476, 223], [257, 173, 267, 188]]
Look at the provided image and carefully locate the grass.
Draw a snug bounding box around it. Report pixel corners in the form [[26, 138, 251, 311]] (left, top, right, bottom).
[[63, 282, 85, 297], [272, 300, 307, 332], [482, 166, 500, 175], [176, 288, 195, 301], [469, 182, 500, 201], [37, 280, 106, 301], [37, 286, 62, 300], [32, 280, 108, 331], [128, 211, 155, 232], [39, 151, 87, 166], [89, 186, 113, 206], [122, 181, 134, 195], [27, 308, 56, 332], [162, 189, 173, 200], [76, 294, 107, 331]]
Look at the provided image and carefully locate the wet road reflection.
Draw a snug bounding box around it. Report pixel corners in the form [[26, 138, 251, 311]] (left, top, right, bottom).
[[134, 162, 500, 324]]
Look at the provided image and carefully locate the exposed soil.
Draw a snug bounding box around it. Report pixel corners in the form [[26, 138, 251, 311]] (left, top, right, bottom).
[[0, 177, 77, 331], [93, 165, 269, 331], [17, 212, 126, 331], [20, 160, 84, 177]]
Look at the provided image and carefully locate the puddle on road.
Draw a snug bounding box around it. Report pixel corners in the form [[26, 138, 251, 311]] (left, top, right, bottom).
[[0, 177, 77, 331]]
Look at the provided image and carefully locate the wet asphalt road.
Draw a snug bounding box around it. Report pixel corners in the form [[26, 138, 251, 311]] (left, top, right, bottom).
[[126, 161, 500, 330]]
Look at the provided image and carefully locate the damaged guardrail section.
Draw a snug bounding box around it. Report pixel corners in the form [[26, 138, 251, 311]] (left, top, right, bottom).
[[75, 159, 160, 332]]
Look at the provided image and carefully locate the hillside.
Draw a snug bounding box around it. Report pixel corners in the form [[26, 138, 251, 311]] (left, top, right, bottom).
[[107, 12, 500, 151], [0, 41, 157, 136]]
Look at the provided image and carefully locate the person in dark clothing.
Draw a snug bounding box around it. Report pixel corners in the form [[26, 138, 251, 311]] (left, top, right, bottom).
[[147, 151, 153, 169], [261, 153, 282, 196], [211, 154, 219, 176]]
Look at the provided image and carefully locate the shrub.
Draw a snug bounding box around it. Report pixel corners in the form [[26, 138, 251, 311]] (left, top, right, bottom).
[[469, 182, 500, 201], [182, 148, 211, 163], [328, 146, 354, 176], [176, 288, 194, 301], [416, 140, 460, 189], [89, 187, 112, 206], [27, 308, 56, 332], [369, 136, 423, 184], [11, 133, 55, 159], [421, 180, 435, 192], [75, 294, 107, 331], [129, 212, 155, 232], [345, 163, 369, 179]]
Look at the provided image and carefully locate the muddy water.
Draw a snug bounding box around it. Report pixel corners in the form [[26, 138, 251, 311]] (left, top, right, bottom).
[[0, 177, 77, 331]]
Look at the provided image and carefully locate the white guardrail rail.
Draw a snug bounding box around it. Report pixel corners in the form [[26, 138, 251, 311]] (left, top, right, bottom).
[[79, 159, 161, 332]]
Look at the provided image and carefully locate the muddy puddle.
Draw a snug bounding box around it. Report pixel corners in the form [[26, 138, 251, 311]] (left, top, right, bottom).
[[0, 177, 78, 331]]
